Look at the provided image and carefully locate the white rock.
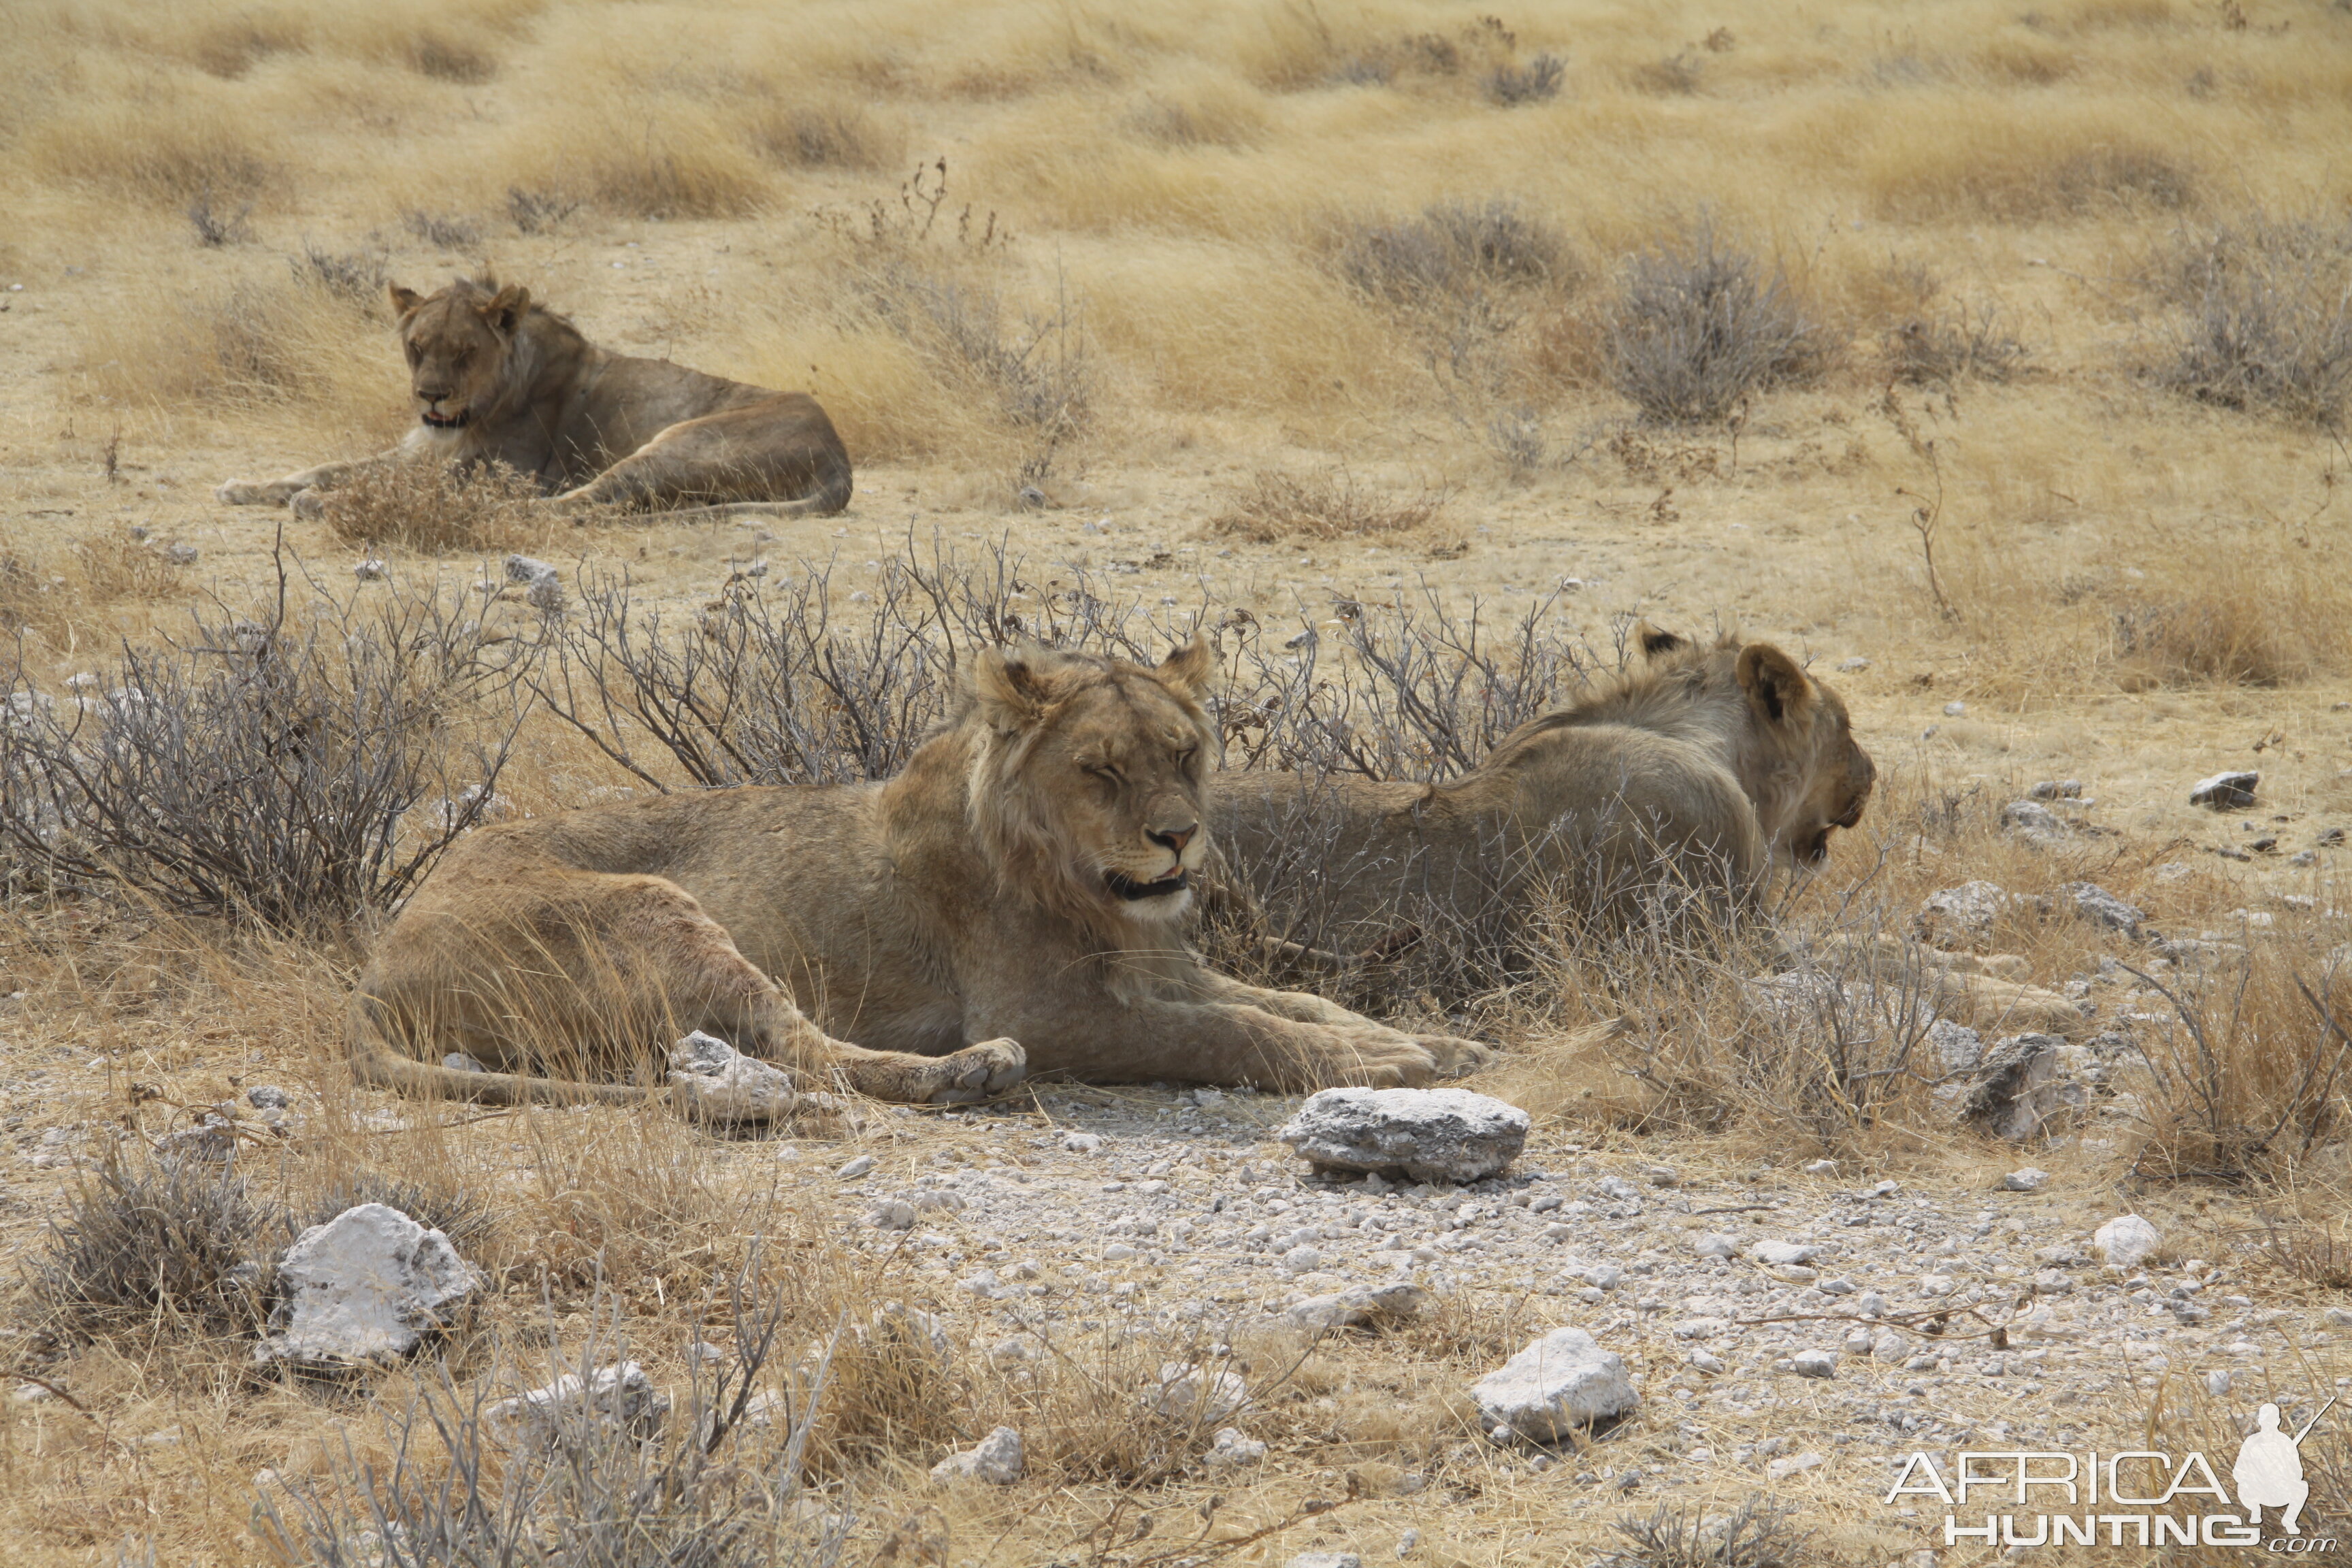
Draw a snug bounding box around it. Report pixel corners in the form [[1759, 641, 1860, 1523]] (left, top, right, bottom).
[[2063, 882, 2144, 937], [866, 1201, 917, 1230], [486, 1362, 669, 1445], [1279, 1245, 1326, 1273], [1469, 1328, 1639, 1440], [1690, 1232, 1739, 1259], [836, 1155, 875, 1179], [1288, 1555, 1362, 1568], [1916, 881, 2009, 947], [1062, 1132, 1103, 1153], [353, 559, 387, 583], [667, 1031, 797, 1123], [930, 1425, 1024, 1484], [256, 1205, 478, 1368], [1288, 1281, 1431, 1329], [503, 554, 564, 611], [1767, 1450, 1825, 1481], [1275, 1087, 1529, 1183], [1801, 1158, 1838, 1175], [2003, 1166, 2049, 1192], [2094, 1213, 2162, 1269], [1687, 1349, 1725, 1373], [1154, 1361, 1247, 1423], [1752, 1240, 1820, 1266], [1205, 1426, 1267, 1467], [1791, 1350, 1837, 1378]]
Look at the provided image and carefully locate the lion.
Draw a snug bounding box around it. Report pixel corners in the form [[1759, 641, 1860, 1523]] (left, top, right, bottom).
[[1205, 627, 1875, 975], [350, 640, 1492, 1111], [217, 276, 851, 521]]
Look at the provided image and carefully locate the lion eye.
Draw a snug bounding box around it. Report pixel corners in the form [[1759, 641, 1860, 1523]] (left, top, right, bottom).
[[1090, 764, 1125, 784]]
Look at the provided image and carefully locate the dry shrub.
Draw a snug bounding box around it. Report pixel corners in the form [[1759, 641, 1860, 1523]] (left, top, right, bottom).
[[1876, 262, 2028, 385], [1631, 52, 1703, 95], [318, 459, 549, 555], [1596, 1495, 1812, 1568], [742, 98, 898, 170], [0, 538, 69, 643], [1486, 52, 1565, 105], [1211, 468, 1448, 542], [24, 1152, 271, 1345], [1333, 199, 1568, 305], [2117, 939, 2352, 1185], [71, 532, 187, 603], [1605, 216, 1820, 424], [0, 558, 532, 933], [2153, 211, 2352, 427]]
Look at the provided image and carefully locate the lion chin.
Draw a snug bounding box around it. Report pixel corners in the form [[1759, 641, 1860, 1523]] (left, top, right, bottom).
[[1105, 868, 1188, 902]]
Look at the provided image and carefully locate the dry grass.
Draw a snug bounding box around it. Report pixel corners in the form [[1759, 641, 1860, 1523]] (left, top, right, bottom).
[[5, 0, 2352, 1559], [1211, 468, 1450, 543]]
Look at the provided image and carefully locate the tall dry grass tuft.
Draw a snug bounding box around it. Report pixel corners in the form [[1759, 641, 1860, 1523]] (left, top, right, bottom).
[[23, 1150, 272, 1347], [2153, 210, 2352, 428], [1210, 467, 1450, 544], [1605, 215, 1820, 425], [499, 100, 774, 219], [317, 459, 554, 555], [23, 87, 284, 208]]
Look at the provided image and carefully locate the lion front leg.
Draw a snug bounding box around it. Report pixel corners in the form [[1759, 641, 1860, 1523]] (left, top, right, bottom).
[[216, 451, 398, 510], [1187, 972, 1497, 1079]]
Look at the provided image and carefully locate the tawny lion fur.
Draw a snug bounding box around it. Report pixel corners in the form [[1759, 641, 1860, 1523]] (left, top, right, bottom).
[[218, 276, 851, 521], [350, 641, 1492, 1109], [1207, 627, 1876, 963]]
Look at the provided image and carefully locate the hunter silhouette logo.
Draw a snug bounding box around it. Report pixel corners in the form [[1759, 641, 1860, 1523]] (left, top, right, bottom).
[[2236, 1398, 2336, 1537], [1884, 1394, 2340, 1550]]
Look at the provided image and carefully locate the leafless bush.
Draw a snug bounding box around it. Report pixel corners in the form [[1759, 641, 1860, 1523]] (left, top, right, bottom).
[[1597, 1494, 1811, 1568], [1211, 468, 1450, 543], [1884, 299, 2028, 385], [0, 551, 533, 932], [25, 1151, 271, 1343], [71, 531, 186, 602], [1484, 51, 1565, 104], [858, 254, 1091, 441], [1607, 216, 1820, 423], [745, 101, 893, 170], [400, 209, 481, 250], [1336, 199, 1566, 304], [291, 241, 391, 307], [2249, 1213, 2352, 1290], [505, 185, 581, 235], [1632, 52, 1703, 95], [316, 460, 548, 554], [187, 191, 253, 247], [2154, 211, 2352, 427], [254, 1261, 853, 1568]]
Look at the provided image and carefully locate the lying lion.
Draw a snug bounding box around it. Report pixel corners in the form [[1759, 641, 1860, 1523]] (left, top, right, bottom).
[[1208, 627, 1874, 967], [218, 276, 850, 521], [351, 640, 1492, 1109]]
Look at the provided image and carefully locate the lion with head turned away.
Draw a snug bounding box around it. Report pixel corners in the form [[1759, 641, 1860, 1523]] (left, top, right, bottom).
[[349, 640, 1493, 1114], [218, 276, 850, 522]]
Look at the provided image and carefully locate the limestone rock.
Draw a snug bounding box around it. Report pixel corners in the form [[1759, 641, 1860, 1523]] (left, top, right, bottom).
[[930, 1425, 1024, 1484], [1154, 1361, 1247, 1423], [486, 1362, 670, 1446], [2190, 771, 2259, 809], [1275, 1088, 1529, 1183], [503, 554, 564, 612], [1205, 1426, 1267, 1467], [1288, 1555, 1363, 1568], [2063, 881, 2144, 938], [1916, 881, 2010, 948], [1791, 1350, 1837, 1378], [1469, 1328, 1639, 1440], [2003, 1166, 2050, 1192], [2094, 1213, 2162, 1269], [1934, 1032, 2085, 1141], [667, 1031, 798, 1124], [257, 1204, 478, 1369], [1288, 1281, 1431, 1330], [1999, 800, 2069, 844]]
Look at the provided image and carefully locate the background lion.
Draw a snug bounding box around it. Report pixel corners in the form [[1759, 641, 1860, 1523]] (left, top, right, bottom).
[[1207, 627, 1874, 978], [216, 276, 852, 521], [352, 640, 1491, 1109]]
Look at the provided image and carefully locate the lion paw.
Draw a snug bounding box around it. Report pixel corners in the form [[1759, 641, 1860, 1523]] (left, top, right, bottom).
[[923, 1037, 1028, 1104], [1318, 1031, 1440, 1090], [216, 478, 293, 506], [1414, 1033, 1496, 1078]]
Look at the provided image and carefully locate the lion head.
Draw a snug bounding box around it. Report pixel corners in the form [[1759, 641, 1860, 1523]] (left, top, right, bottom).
[[1614, 626, 1875, 870], [386, 276, 534, 433], [962, 640, 1219, 927]]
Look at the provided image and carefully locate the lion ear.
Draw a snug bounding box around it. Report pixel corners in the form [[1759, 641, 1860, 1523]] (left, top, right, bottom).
[[970, 645, 1055, 734], [1636, 621, 1688, 660], [1156, 635, 1214, 701], [389, 284, 425, 319], [1736, 642, 1818, 729], [480, 284, 530, 336]]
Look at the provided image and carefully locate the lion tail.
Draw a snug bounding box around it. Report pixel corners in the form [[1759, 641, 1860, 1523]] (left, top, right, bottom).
[[345, 991, 657, 1109]]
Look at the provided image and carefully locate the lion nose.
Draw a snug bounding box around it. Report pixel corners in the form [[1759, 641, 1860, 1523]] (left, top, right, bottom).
[[417, 385, 453, 405], [1147, 823, 1196, 854]]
